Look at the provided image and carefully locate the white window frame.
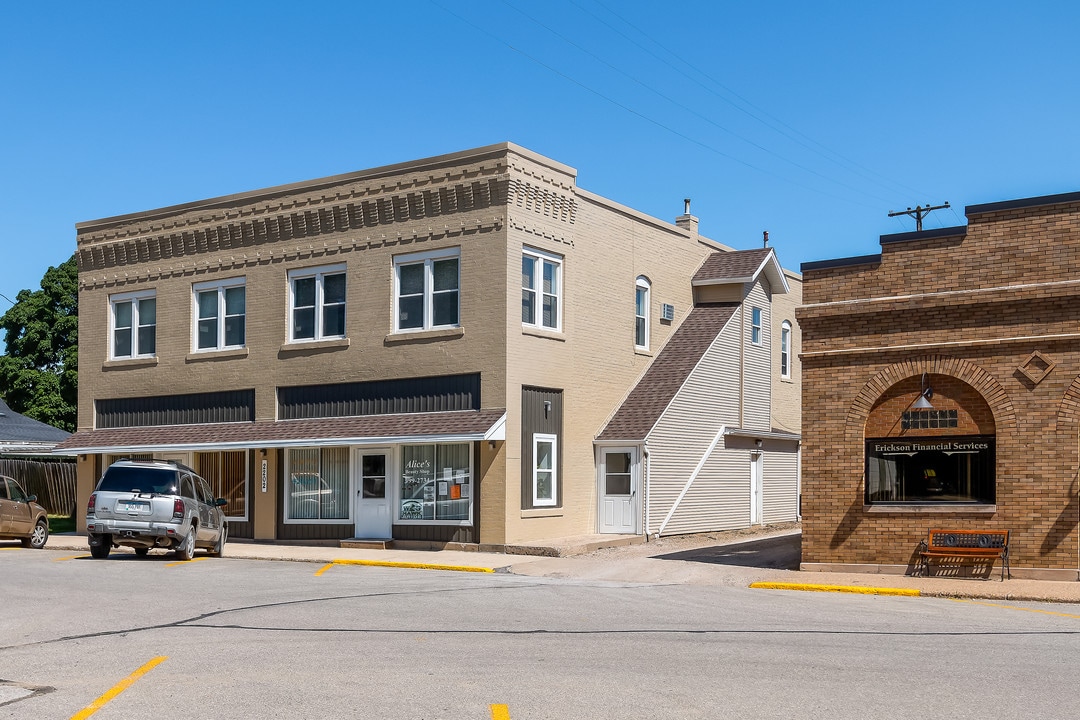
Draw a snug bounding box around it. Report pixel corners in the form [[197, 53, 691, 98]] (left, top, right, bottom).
[[532, 433, 558, 507], [635, 276, 651, 350], [751, 306, 762, 345], [392, 247, 461, 333], [780, 320, 792, 378], [109, 289, 157, 360], [283, 446, 352, 524], [192, 277, 246, 352], [287, 264, 347, 343], [522, 247, 563, 332]]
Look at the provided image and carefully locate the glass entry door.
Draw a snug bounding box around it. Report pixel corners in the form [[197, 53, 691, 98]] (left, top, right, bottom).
[[354, 449, 392, 539], [598, 447, 639, 534]]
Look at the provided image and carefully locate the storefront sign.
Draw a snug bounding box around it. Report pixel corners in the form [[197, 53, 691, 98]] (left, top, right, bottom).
[[873, 440, 989, 453], [261, 459, 268, 493]]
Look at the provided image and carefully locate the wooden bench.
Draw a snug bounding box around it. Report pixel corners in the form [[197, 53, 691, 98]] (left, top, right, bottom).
[[918, 529, 1010, 581]]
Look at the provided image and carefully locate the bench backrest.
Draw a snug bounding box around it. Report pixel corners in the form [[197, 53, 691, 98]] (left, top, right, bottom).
[[926, 529, 1008, 554]]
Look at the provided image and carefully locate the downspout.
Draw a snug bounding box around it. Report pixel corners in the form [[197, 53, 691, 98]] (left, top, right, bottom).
[[657, 425, 726, 537], [642, 443, 651, 541]]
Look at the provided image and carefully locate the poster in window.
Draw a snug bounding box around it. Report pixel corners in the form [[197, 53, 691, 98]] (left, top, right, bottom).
[[460, 484, 470, 498]]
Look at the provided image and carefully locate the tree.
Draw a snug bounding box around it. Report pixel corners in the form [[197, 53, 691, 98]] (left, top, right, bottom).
[[0, 255, 78, 431]]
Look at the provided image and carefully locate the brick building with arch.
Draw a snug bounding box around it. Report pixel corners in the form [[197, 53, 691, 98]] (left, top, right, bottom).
[[799, 191, 1080, 581]]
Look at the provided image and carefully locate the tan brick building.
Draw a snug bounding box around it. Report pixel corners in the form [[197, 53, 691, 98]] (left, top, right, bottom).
[[58, 143, 801, 549], [799, 191, 1080, 581]]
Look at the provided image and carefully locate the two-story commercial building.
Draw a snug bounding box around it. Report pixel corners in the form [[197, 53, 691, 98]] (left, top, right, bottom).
[[57, 143, 801, 549]]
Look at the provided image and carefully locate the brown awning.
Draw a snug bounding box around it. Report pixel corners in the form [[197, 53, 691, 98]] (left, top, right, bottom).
[[53, 409, 507, 455]]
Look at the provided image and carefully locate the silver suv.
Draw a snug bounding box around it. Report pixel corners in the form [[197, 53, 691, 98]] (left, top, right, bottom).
[[86, 459, 228, 560]]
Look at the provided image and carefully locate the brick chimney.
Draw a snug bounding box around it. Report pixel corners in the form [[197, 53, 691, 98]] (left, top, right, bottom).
[[675, 197, 698, 235]]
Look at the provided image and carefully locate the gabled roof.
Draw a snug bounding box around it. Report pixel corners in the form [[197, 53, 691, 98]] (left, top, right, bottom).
[[595, 303, 739, 442], [0, 398, 71, 452], [692, 248, 790, 293], [52, 409, 507, 454]]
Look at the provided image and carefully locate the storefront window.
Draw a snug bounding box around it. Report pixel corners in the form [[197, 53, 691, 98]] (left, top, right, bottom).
[[865, 436, 995, 504], [195, 450, 247, 519], [399, 443, 471, 522], [286, 447, 349, 521]]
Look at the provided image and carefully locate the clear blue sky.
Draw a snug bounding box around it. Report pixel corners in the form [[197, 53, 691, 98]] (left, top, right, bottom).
[[2, 1, 1078, 320]]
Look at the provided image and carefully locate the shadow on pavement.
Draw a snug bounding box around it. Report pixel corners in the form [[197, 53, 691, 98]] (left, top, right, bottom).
[[653, 533, 801, 570]]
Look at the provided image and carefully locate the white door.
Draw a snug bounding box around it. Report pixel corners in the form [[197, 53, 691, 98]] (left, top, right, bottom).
[[599, 447, 639, 534], [354, 449, 392, 539], [750, 452, 763, 526]]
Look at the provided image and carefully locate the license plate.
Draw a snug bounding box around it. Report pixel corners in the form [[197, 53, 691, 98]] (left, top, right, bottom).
[[123, 501, 149, 512]]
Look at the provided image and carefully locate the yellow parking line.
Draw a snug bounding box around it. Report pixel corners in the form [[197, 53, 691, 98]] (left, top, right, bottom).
[[314, 563, 335, 577], [0, 547, 22, 551], [951, 598, 1080, 619], [490, 704, 511, 720], [54, 555, 90, 562], [165, 557, 209, 568], [330, 559, 495, 573], [70, 656, 167, 720]]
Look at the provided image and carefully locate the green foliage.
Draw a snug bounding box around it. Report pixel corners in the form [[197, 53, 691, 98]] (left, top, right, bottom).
[[0, 255, 78, 431]]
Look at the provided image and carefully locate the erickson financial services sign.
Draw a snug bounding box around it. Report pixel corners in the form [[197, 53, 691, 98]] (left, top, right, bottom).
[[871, 439, 991, 453]]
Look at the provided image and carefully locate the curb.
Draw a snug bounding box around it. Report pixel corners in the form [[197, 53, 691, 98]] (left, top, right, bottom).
[[749, 581, 920, 597], [324, 559, 496, 574]]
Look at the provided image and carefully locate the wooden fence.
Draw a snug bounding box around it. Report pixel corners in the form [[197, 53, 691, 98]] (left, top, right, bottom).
[[0, 458, 78, 516]]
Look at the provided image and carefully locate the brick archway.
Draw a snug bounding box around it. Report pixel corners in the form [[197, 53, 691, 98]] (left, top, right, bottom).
[[1055, 375, 1080, 437], [845, 354, 1017, 443]]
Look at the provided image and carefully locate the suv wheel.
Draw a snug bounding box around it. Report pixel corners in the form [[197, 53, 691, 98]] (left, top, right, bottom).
[[208, 525, 227, 558], [22, 518, 49, 549], [175, 528, 196, 561], [89, 536, 112, 559]]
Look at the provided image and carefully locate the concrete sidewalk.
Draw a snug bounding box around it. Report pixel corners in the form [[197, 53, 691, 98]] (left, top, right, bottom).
[[41, 531, 1080, 604]]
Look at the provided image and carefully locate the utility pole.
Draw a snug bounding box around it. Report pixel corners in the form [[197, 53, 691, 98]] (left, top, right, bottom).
[[888, 202, 950, 231]]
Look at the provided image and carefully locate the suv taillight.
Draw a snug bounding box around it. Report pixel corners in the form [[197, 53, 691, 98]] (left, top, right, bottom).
[[87, 493, 97, 514], [173, 498, 185, 519]]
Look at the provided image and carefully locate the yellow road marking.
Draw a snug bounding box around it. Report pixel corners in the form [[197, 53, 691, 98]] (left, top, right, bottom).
[[490, 704, 511, 720], [70, 656, 167, 720], [951, 598, 1080, 619], [0, 547, 22, 551], [165, 556, 209, 568], [750, 581, 920, 597], [328, 559, 495, 573], [314, 563, 335, 577], [54, 555, 90, 562]]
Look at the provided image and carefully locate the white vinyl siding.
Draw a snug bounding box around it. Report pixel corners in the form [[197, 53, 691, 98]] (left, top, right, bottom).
[[742, 281, 772, 433], [762, 450, 799, 524], [643, 314, 742, 535]]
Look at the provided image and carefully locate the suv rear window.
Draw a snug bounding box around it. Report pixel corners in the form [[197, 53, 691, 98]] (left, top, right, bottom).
[[97, 466, 178, 494]]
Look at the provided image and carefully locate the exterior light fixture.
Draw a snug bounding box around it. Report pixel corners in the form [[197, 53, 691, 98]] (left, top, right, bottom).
[[913, 372, 934, 410]]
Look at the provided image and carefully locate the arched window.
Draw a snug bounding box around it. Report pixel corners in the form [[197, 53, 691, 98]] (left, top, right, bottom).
[[780, 320, 792, 379], [635, 277, 650, 350]]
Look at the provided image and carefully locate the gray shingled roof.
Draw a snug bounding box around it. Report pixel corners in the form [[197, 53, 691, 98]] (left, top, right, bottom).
[[53, 409, 506, 453], [595, 303, 738, 442], [0, 398, 71, 447], [692, 248, 774, 284]]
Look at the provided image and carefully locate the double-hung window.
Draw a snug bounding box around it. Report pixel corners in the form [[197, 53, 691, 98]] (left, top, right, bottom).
[[394, 248, 460, 332], [193, 278, 246, 351], [780, 320, 792, 378], [522, 247, 562, 331], [635, 277, 650, 350], [750, 307, 762, 345], [288, 264, 346, 342], [110, 290, 156, 359], [532, 433, 557, 507]]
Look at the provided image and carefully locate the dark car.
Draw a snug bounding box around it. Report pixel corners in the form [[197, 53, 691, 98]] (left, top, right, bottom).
[[0, 475, 49, 549]]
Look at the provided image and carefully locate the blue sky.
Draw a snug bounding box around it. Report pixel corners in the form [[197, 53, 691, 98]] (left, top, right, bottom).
[[2, 1, 1078, 321]]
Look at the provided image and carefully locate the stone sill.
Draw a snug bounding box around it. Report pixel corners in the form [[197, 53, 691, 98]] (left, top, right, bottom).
[[278, 337, 350, 355], [102, 357, 158, 370], [384, 326, 465, 344], [186, 347, 249, 363], [520, 508, 563, 519], [864, 504, 997, 514], [522, 326, 565, 342]]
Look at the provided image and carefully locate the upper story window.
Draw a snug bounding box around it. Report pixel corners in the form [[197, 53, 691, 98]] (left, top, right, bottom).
[[750, 306, 762, 345], [289, 264, 346, 342], [193, 278, 246, 351], [522, 247, 562, 331], [780, 320, 792, 378], [394, 248, 460, 332], [635, 277, 651, 350], [110, 290, 156, 359]]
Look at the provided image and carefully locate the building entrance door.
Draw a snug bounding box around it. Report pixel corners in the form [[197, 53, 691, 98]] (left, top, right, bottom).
[[599, 447, 639, 534], [354, 449, 392, 539], [750, 452, 763, 525]]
